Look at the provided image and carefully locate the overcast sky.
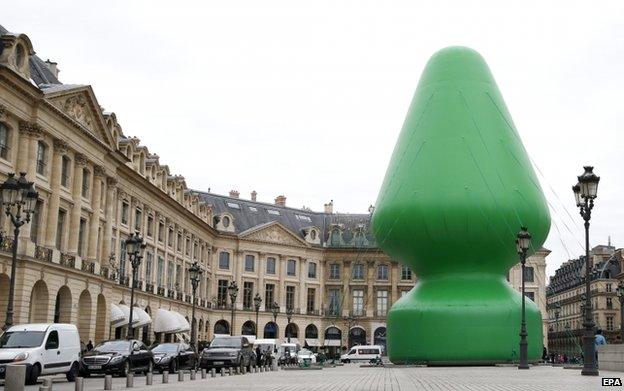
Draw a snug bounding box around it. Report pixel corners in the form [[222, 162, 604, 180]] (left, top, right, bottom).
[[4, 1, 623, 279]]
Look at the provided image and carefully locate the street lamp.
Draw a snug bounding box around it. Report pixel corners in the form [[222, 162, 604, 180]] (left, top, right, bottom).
[[188, 261, 202, 352], [616, 282, 624, 343], [228, 281, 238, 336], [1, 172, 38, 330], [254, 293, 262, 338], [271, 302, 280, 338], [573, 166, 600, 376], [286, 306, 294, 343], [516, 227, 531, 370], [125, 232, 146, 339]]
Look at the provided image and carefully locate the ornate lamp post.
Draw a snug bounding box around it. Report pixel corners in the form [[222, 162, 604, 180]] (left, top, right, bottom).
[[228, 281, 238, 336], [617, 282, 624, 343], [516, 227, 532, 369], [573, 166, 600, 376], [1, 172, 38, 330], [125, 232, 146, 339], [286, 306, 294, 343], [254, 293, 262, 338], [271, 302, 280, 338], [188, 261, 202, 352]]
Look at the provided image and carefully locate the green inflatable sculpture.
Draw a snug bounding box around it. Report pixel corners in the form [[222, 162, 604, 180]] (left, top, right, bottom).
[[372, 47, 551, 364]]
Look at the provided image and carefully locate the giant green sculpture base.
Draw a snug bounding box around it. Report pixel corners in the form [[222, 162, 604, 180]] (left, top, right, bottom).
[[372, 47, 551, 364]]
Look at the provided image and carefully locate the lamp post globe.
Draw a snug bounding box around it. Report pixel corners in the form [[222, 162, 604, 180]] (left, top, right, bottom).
[[516, 227, 531, 370], [574, 165, 600, 376], [188, 261, 202, 352]]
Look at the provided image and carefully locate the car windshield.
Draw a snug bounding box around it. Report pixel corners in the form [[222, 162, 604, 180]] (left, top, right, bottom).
[[0, 331, 46, 348], [94, 340, 130, 352], [210, 338, 241, 348], [152, 343, 179, 353]]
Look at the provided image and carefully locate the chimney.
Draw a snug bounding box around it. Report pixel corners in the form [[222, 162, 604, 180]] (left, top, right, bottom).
[[45, 59, 59, 78], [275, 195, 286, 206], [251, 190, 257, 202], [324, 200, 334, 214], [229, 190, 239, 198]]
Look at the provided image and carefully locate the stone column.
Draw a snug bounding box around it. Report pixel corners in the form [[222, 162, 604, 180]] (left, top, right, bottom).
[[17, 121, 42, 240], [390, 261, 399, 305], [67, 153, 87, 254], [342, 261, 351, 317], [87, 166, 105, 261], [366, 260, 375, 316], [44, 139, 68, 248], [258, 253, 265, 311], [278, 256, 286, 309], [299, 258, 306, 313], [101, 177, 117, 266], [235, 250, 243, 310]]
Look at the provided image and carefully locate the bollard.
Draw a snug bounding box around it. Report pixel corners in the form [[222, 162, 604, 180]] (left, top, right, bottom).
[[75, 377, 84, 391], [178, 370, 184, 382], [163, 370, 169, 384], [146, 372, 153, 386], [211, 368, 216, 378], [38, 387, 50, 391], [104, 375, 113, 390], [242, 366, 246, 375], [221, 368, 225, 376], [43, 378, 53, 389], [190, 370, 196, 380], [126, 372, 134, 388], [201, 368, 207, 379], [6, 365, 26, 391], [260, 366, 264, 372], [229, 367, 233, 376]]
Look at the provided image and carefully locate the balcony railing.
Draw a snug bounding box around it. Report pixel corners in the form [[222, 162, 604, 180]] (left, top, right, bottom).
[[34, 245, 53, 262], [81, 261, 95, 274], [306, 309, 319, 316], [375, 309, 387, 317], [145, 282, 154, 293], [119, 275, 130, 286], [0, 236, 14, 252], [60, 253, 76, 268], [350, 309, 366, 317], [157, 286, 166, 296]]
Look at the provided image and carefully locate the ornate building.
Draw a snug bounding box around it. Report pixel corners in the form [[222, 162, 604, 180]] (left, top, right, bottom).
[[0, 24, 549, 354], [547, 245, 623, 356]]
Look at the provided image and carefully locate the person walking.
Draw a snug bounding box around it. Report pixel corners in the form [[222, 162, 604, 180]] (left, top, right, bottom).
[[595, 329, 607, 367]]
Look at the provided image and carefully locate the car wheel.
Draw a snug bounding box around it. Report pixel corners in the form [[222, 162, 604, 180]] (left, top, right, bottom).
[[66, 362, 79, 382], [26, 363, 41, 385], [120, 360, 130, 377]]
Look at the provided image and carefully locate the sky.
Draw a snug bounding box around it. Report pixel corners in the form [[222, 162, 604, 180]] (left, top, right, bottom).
[[2, 0, 623, 279]]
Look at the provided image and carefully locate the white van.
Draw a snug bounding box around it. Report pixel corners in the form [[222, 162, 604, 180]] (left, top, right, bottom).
[[0, 324, 81, 384], [340, 345, 383, 363]]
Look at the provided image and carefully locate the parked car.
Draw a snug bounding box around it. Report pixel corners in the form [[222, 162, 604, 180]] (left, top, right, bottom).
[[151, 342, 197, 373], [297, 348, 317, 365], [199, 336, 254, 371], [340, 345, 383, 363], [0, 323, 81, 385], [81, 339, 153, 377]]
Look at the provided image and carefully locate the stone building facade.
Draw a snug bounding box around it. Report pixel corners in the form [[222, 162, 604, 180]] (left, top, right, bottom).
[[0, 24, 549, 353]]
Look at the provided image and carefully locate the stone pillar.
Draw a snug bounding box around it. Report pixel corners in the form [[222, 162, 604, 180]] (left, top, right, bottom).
[[278, 256, 286, 310], [366, 260, 375, 316], [258, 253, 265, 311], [390, 261, 399, 304], [235, 250, 243, 310], [67, 153, 87, 254], [299, 258, 306, 312], [17, 121, 41, 240], [101, 177, 117, 265], [44, 139, 69, 248], [87, 166, 105, 261]]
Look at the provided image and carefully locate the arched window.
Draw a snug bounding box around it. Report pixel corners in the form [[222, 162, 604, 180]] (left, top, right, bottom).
[[0, 123, 9, 160], [377, 264, 389, 280], [214, 319, 230, 335], [305, 324, 318, 339], [15, 44, 25, 67], [263, 322, 278, 339], [330, 229, 341, 246], [241, 321, 255, 336], [285, 323, 298, 338], [36, 141, 46, 175], [324, 326, 341, 341]]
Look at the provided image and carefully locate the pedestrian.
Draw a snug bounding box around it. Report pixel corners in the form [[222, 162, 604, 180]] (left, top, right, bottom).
[[596, 329, 607, 366], [87, 340, 94, 351], [542, 346, 547, 362], [255, 345, 262, 366]]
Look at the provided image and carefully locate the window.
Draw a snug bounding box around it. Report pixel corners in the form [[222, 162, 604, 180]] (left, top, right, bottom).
[[177, 232, 182, 251], [607, 315, 614, 331], [265, 284, 275, 308], [248, 206, 258, 212], [147, 216, 154, 237], [524, 266, 535, 283], [287, 259, 296, 276], [377, 264, 389, 280], [55, 209, 66, 250], [45, 330, 59, 350], [328, 289, 341, 316], [157, 256, 164, 287], [308, 262, 317, 279], [119, 241, 127, 278], [352, 263, 364, 280], [167, 261, 174, 289], [226, 202, 240, 209], [175, 264, 182, 290], [219, 252, 230, 269], [81, 168, 89, 197], [377, 290, 388, 315], [607, 297, 613, 309], [145, 252, 153, 282], [286, 286, 296, 310], [167, 227, 173, 247], [606, 283, 612, 293], [267, 209, 280, 215], [36, 141, 46, 175], [29, 200, 42, 244], [243, 281, 253, 309], [185, 238, 190, 255], [158, 221, 164, 242], [134, 209, 142, 232], [222, 216, 230, 228], [217, 280, 228, 307], [78, 218, 87, 257], [330, 229, 341, 246], [60, 156, 70, 187], [295, 214, 312, 222], [401, 264, 412, 280], [121, 202, 129, 225], [307, 288, 316, 313], [0, 123, 9, 159], [401, 290, 409, 297], [245, 255, 255, 272], [352, 289, 364, 316], [266, 257, 276, 274], [525, 291, 535, 301], [329, 263, 340, 279]]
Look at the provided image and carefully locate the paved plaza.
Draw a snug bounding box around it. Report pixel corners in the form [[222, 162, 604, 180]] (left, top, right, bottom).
[[2, 364, 620, 391]]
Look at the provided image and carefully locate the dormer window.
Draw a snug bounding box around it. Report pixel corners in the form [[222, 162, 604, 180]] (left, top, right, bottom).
[[310, 229, 317, 240], [15, 44, 25, 67], [222, 216, 230, 228]]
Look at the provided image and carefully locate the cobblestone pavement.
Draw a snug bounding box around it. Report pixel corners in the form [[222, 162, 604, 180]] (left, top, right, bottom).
[[3, 364, 619, 391]]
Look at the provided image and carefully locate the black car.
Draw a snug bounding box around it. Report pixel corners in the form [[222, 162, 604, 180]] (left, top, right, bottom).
[[151, 342, 197, 373], [199, 336, 255, 371], [80, 340, 153, 377]]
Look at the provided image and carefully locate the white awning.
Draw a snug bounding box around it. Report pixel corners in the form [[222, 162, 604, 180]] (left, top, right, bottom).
[[305, 338, 320, 347], [171, 311, 190, 332], [324, 339, 341, 347], [132, 306, 151, 328], [110, 304, 125, 326], [114, 304, 133, 327], [242, 335, 256, 343], [283, 338, 300, 346], [154, 309, 183, 333]]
